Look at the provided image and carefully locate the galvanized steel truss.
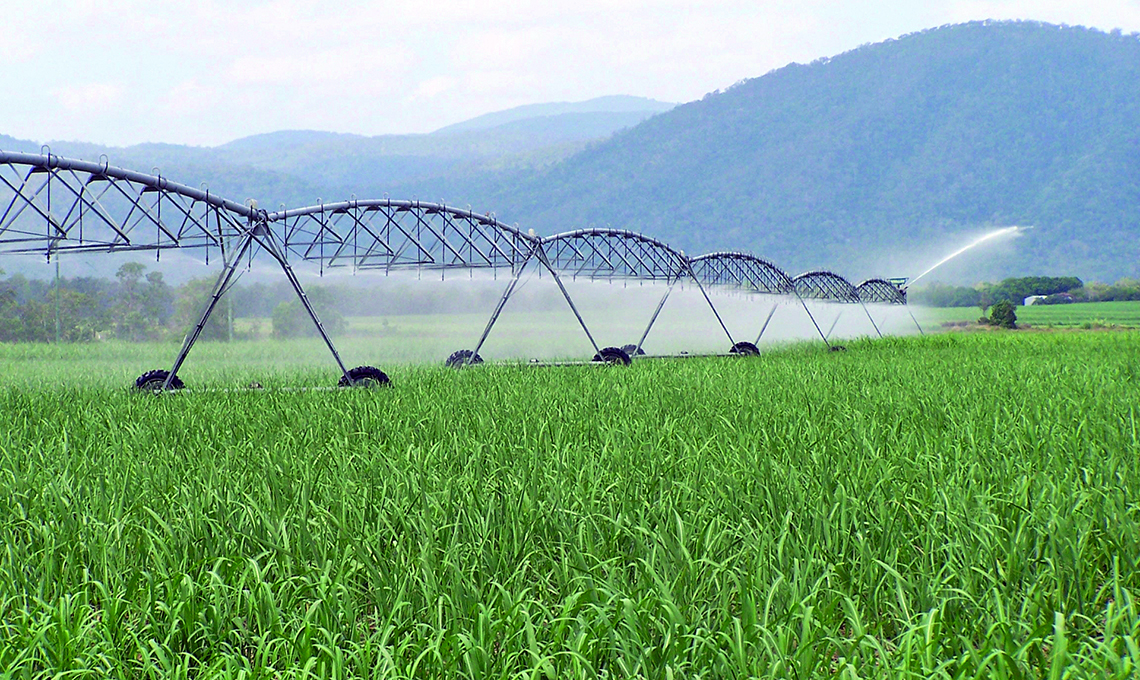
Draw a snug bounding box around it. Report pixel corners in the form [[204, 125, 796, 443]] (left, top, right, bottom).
[[269, 200, 536, 274], [689, 252, 796, 294], [0, 151, 252, 258], [856, 278, 907, 304], [0, 151, 909, 383], [540, 229, 687, 281]]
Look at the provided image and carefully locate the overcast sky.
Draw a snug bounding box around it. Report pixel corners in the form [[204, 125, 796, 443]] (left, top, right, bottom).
[[3, 0, 1138, 147]]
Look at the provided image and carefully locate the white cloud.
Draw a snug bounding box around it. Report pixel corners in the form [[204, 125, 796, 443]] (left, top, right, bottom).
[[51, 83, 124, 114], [3, 0, 1139, 146], [409, 76, 458, 100], [158, 80, 223, 117]]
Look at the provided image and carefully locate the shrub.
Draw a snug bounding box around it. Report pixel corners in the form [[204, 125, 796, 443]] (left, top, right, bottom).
[[989, 300, 1017, 329]]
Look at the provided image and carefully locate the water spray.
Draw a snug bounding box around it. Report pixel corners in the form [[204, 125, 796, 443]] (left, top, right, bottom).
[[906, 226, 1028, 288]]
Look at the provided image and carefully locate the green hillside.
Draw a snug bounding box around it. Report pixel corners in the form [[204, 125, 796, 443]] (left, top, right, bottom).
[[404, 21, 1140, 282]]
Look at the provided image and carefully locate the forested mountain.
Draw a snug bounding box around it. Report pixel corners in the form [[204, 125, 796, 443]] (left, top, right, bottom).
[[1, 96, 672, 214], [389, 21, 1140, 281]]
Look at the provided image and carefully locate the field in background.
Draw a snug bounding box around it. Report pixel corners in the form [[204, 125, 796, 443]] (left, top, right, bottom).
[[1, 331, 1138, 677], [917, 299, 1140, 328]]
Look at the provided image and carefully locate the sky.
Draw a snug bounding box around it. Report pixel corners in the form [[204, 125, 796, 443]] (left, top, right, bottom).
[[3, 0, 1139, 148]]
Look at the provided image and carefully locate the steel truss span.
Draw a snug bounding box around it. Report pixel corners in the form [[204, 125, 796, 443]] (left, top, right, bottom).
[[0, 152, 538, 274], [267, 200, 537, 273], [793, 270, 862, 303], [0, 151, 253, 257], [689, 252, 796, 294], [857, 278, 908, 305], [539, 229, 688, 281], [0, 151, 911, 387]]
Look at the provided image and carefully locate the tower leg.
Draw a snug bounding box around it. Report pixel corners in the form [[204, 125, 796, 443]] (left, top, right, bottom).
[[754, 302, 779, 344], [633, 276, 681, 354], [826, 311, 842, 340], [469, 251, 535, 362], [535, 246, 601, 355], [907, 305, 925, 335], [859, 301, 884, 338], [796, 294, 831, 349], [251, 223, 352, 383], [683, 261, 735, 347], [163, 232, 254, 389]]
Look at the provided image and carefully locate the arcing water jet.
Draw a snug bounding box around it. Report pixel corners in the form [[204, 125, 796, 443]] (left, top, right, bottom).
[[907, 226, 1027, 287]]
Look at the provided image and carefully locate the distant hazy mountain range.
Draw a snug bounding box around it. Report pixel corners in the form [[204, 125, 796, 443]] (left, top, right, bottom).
[[4, 21, 1139, 283], [0, 95, 675, 212]]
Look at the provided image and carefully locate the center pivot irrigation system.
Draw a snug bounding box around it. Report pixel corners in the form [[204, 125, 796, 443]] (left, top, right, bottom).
[[0, 151, 921, 389]]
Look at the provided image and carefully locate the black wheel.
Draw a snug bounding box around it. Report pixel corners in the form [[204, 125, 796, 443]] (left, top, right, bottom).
[[620, 344, 646, 356], [445, 349, 484, 368], [338, 365, 391, 388], [134, 369, 183, 391], [592, 346, 632, 366], [729, 341, 760, 356], [829, 345, 848, 352]]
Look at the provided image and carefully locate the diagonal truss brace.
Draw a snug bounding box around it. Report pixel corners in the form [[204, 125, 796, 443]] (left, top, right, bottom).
[[162, 216, 353, 388]]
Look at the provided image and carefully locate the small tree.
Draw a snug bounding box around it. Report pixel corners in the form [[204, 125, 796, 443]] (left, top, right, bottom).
[[173, 277, 231, 341], [271, 287, 346, 339], [989, 300, 1017, 329], [976, 284, 993, 320]]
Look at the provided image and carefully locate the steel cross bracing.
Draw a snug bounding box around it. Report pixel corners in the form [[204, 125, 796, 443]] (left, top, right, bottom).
[[856, 278, 925, 335], [688, 252, 796, 294], [540, 229, 688, 281], [267, 200, 537, 273], [0, 151, 253, 258], [0, 151, 909, 385], [856, 278, 908, 305]]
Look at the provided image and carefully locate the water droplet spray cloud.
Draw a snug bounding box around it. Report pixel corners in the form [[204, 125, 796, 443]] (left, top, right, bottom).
[[907, 226, 1028, 287]]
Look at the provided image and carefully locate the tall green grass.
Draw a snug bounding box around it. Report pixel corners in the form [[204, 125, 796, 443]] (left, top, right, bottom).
[[1, 332, 1137, 678]]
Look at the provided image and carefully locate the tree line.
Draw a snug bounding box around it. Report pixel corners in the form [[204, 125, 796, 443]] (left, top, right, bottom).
[[911, 276, 1140, 308], [1, 264, 177, 343], [0, 267, 560, 343], [0, 265, 349, 344]]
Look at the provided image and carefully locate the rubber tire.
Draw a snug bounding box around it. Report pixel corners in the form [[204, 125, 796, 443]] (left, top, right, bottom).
[[338, 365, 391, 387], [729, 341, 761, 356], [620, 344, 646, 356], [592, 346, 632, 366], [445, 349, 484, 368], [829, 345, 848, 352], [134, 369, 184, 391]]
